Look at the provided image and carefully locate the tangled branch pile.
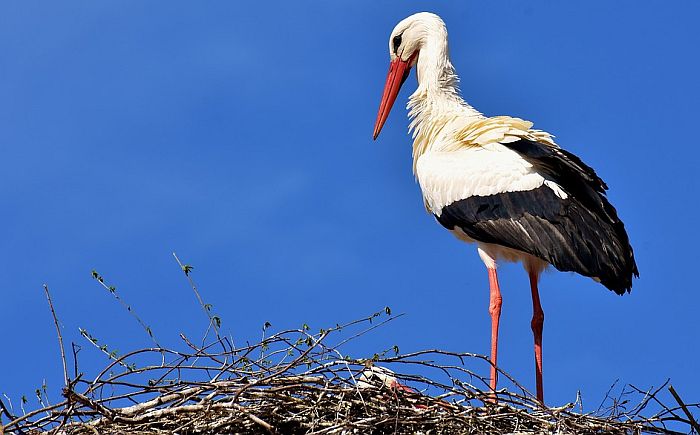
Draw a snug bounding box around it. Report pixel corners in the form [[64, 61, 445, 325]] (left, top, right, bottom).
[[2, 308, 697, 435], [2, 261, 698, 435]]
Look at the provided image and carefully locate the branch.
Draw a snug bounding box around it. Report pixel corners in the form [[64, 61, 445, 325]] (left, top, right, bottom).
[[43, 284, 69, 388], [172, 252, 222, 341], [668, 385, 700, 432]]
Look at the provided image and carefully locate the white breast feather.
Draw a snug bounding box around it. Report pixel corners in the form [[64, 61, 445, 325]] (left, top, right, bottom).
[[416, 143, 567, 215]]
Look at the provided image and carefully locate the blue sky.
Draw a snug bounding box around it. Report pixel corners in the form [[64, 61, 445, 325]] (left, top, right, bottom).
[[1, 1, 699, 413]]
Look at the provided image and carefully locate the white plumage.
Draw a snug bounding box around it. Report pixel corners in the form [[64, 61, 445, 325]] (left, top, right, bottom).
[[417, 145, 568, 216], [357, 366, 400, 390]]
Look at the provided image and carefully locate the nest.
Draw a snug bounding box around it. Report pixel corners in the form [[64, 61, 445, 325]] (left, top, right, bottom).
[[2, 309, 697, 435], [1, 268, 698, 434]]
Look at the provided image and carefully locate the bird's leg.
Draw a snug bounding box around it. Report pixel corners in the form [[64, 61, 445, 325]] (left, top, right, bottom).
[[487, 267, 502, 401], [528, 271, 544, 404]]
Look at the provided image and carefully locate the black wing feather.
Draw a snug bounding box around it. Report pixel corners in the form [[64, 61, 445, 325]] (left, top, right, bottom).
[[436, 139, 638, 295]]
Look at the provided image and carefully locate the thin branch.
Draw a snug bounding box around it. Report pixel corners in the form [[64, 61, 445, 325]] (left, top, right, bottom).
[[91, 270, 161, 348], [0, 395, 17, 422], [172, 252, 221, 341], [43, 284, 69, 388], [668, 385, 700, 433]]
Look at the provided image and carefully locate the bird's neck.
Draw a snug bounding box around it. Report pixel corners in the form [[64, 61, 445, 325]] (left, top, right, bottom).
[[408, 39, 482, 171]]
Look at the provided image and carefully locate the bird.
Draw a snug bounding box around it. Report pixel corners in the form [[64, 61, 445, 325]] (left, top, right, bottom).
[[357, 365, 411, 392], [372, 12, 638, 405]]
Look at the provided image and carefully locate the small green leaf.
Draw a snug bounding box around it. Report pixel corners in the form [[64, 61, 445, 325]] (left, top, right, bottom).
[[213, 316, 222, 328], [182, 264, 194, 276], [393, 345, 400, 355]]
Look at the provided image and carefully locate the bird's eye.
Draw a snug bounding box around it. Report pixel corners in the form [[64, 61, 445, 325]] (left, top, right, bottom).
[[392, 34, 402, 52]]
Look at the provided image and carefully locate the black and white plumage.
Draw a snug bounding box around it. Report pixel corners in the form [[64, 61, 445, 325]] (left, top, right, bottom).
[[433, 138, 637, 294], [372, 12, 638, 404]]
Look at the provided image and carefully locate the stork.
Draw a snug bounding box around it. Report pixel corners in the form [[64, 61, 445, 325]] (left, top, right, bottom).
[[373, 12, 638, 404]]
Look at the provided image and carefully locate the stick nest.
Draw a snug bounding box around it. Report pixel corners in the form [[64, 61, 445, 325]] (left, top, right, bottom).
[[2, 308, 697, 435]]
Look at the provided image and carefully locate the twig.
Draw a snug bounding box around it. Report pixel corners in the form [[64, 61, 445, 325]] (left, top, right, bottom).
[[64, 391, 115, 421], [232, 403, 277, 434], [231, 330, 331, 404], [72, 342, 81, 379], [172, 252, 222, 341], [78, 328, 134, 370], [0, 396, 16, 423], [91, 270, 161, 348], [334, 313, 405, 350], [43, 284, 69, 388], [668, 385, 700, 432]]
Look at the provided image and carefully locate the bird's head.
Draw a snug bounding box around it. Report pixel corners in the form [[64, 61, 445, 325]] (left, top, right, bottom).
[[373, 12, 447, 140]]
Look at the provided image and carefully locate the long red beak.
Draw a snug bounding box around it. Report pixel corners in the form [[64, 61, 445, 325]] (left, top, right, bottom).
[[373, 54, 415, 140]]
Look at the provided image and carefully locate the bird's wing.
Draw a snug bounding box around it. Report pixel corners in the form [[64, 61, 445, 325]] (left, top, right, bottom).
[[453, 115, 606, 198], [416, 144, 555, 215], [417, 117, 638, 294], [453, 116, 556, 150]]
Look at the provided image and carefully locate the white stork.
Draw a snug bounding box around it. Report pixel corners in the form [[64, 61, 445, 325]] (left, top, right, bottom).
[[373, 12, 638, 404]]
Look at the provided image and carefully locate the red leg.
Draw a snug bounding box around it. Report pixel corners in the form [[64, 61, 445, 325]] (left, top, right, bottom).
[[487, 267, 502, 401], [529, 271, 545, 404]]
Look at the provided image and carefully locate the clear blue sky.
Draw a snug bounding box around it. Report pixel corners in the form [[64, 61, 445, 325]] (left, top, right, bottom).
[[1, 1, 698, 412]]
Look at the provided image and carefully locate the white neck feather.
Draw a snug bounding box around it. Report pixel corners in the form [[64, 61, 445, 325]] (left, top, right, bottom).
[[406, 24, 482, 169]]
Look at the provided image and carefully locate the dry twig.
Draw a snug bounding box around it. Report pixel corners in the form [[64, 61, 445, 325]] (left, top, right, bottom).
[[43, 284, 69, 388]]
